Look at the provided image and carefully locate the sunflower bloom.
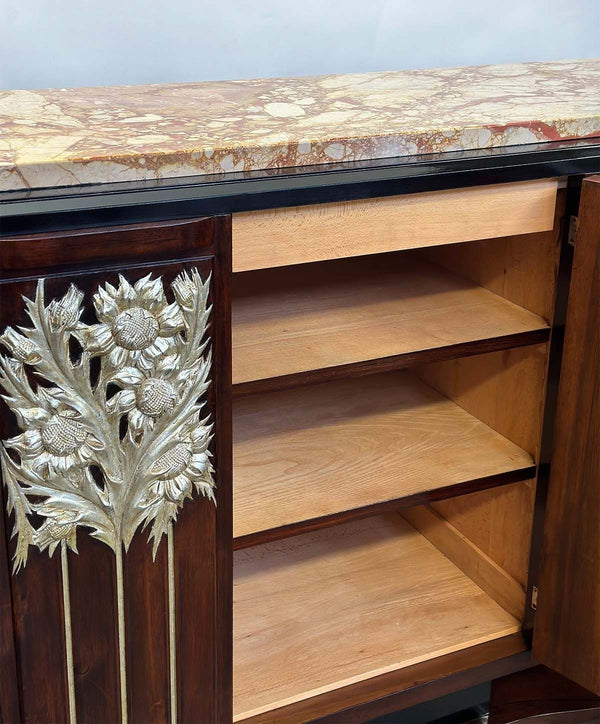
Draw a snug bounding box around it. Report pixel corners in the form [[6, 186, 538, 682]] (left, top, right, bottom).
[[81, 273, 185, 371], [6, 387, 104, 479]]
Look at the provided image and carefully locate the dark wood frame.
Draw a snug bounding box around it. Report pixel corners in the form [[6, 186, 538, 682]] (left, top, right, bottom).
[[0, 217, 232, 723], [1, 150, 599, 723], [532, 176, 600, 694]]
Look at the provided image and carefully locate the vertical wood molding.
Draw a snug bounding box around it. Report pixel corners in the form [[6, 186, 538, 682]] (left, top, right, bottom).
[[60, 543, 77, 724], [168, 523, 177, 724], [115, 544, 127, 724]]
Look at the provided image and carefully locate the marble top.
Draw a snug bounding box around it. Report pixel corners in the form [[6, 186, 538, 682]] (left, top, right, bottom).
[[1, 59, 599, 192]]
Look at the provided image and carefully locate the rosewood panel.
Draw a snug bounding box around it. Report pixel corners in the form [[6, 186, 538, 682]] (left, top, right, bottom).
[[123, 530, 169, 723], [0, 217, 232, 722], [533, 176, 600, 694], [69, 535, 120, 723], [9, 547, 70, 723], [1, 271, 71, 724], [0, 218, 214, 278], [489, 665, 599, 724]]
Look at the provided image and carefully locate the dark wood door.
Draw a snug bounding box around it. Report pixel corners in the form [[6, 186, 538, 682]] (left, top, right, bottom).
[[0, 217, 232, 723], [533, 176, 600, 695]]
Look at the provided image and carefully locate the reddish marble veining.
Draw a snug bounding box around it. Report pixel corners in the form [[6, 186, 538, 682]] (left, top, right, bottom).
[[1, 59, 599, 191]]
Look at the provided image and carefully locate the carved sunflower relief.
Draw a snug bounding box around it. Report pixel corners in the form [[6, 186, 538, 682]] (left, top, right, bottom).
[[0, 269, 216, 572]]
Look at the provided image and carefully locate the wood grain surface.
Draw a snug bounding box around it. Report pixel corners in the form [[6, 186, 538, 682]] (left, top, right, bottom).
[[232, 179, 557, 271], [489, 665, 600, 724], [414, 196, 564, 594], [402, 505, 526, 620], [232, 254, 548, 384], [533, 176, 600, 695], [419, 189, 565, 321], [233, 514, 520, 720], [0, 217, 233, 723], [418, 345, 549, 588], [233, 371, 533, 540], [241, 634, 531, 724]]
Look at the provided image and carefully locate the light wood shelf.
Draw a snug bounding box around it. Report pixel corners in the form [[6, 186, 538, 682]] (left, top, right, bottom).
[[232, 255, 549, 387], [233, 514, 520, 721], [233, 371, 535, 542]]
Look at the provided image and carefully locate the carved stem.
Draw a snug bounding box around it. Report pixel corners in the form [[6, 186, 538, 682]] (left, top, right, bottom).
[[116, 542, 128, 724], [60, 542, 77, 724], [168, 522, 177, 724]]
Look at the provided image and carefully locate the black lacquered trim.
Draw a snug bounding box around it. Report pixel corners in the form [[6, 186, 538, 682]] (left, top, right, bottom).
[[1, 138, 599, 234]]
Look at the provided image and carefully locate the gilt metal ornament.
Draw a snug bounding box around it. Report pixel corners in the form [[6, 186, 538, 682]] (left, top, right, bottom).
[[0, 269, 216, 572]]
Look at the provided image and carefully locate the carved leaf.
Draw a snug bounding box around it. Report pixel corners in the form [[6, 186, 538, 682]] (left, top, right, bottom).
[[0, 269, 215, 572]]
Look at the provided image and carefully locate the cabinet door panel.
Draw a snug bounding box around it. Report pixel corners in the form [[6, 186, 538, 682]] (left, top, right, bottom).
[[533, 176, 600, 695], [0, 217, 232, 722]]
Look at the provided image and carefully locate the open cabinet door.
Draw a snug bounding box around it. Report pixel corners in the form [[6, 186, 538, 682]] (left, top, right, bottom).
[[0, 217, 232, 723], [533, 176, 600, 695]]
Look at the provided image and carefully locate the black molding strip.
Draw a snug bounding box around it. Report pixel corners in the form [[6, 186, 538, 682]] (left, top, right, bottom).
[[2, 138, 599, 235]]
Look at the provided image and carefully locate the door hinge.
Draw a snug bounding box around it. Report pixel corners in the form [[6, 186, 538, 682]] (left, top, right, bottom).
[[568, 215, 578, 247], [531, 585, 539, 610]]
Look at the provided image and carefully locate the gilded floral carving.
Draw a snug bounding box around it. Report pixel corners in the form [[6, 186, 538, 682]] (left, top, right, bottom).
[[0, 269, 215, 572]]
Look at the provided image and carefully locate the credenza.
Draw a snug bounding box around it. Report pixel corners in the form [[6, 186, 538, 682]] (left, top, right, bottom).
[[1, 61, 599, 723]]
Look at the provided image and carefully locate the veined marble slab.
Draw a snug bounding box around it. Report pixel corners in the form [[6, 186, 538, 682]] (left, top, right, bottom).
[[1, 59, 599, 191]]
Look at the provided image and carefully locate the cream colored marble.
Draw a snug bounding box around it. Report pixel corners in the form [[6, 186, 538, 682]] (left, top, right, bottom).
[[1, 59, 599, 191]]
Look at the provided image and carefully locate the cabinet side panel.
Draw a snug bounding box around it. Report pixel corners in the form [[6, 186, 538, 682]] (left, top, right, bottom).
[[534, 177, 600, 695], [415, 196, 565, 588]]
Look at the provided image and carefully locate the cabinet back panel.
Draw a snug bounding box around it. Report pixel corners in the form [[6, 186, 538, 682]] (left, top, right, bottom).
[[416, 345, 547, 588], [401, 502, 526, 620], [418, 189, 565, 321]]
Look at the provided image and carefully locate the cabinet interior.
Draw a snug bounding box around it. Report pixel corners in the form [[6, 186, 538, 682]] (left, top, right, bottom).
[[233, 505, 526, 721], [231, 191, 562, 721]]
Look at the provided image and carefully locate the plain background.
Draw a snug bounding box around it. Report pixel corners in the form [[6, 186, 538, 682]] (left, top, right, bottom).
[[1, 0, 599, 89]]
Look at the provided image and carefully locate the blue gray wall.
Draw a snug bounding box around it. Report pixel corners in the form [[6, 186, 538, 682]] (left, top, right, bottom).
[[1, 0, 599, 89]]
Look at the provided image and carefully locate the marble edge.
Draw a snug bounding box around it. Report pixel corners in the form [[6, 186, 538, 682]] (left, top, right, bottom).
[[2, 58, 599, 191], [3, 116, 600, 193]]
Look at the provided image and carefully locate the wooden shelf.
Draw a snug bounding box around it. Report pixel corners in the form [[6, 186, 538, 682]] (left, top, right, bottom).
[[233, 514, 521, 721], [233, 371, 535, 543], [232, 255, 549, 392]]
